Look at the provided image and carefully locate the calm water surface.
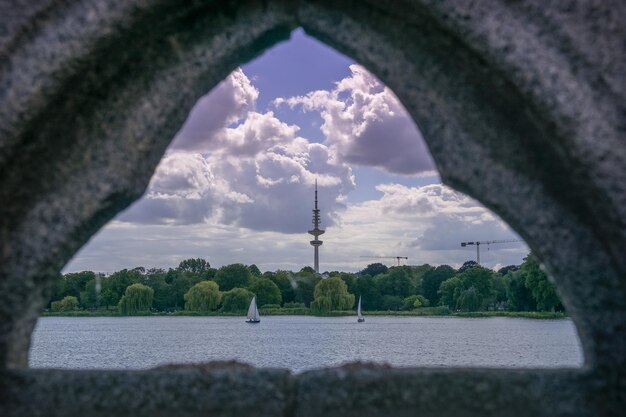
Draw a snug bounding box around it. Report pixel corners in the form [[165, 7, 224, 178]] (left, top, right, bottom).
[[29, 316, 583, 372]]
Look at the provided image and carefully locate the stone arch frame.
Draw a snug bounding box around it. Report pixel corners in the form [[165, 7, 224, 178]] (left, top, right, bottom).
[[0, 0, 624, 416]]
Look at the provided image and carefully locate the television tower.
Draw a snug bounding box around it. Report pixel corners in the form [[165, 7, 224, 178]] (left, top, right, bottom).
[[308, 180, 325, 273]]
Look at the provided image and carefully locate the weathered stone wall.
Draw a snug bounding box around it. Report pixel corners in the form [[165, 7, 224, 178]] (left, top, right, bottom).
[[0, 0, 624, 416]]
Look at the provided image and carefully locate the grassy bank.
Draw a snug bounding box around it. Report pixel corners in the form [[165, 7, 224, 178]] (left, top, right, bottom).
[[451, 311, 567, 319], [42, 308, 566, 319]]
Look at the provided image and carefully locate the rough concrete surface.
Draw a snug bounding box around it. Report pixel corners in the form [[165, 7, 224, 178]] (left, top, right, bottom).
[[0, 0, 624, 416]]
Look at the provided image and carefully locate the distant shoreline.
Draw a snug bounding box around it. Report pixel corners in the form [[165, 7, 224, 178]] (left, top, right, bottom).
[[41, 309, 567, 320]]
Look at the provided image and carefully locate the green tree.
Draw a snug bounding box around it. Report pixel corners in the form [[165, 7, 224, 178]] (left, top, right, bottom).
[[311, 277, 355, 313], [375, 268, 414, 299], [460, 267, 494, 308], [457, 287, 481, 311], [220, 288, 254, 312], [438, 276, 462, 307], [178, 258, 210, 274], [498, 265, 519, 275], [381, 295, 403, 311], [100, 269, 142, 308], [99, 287, 121, 310], [79, 278, 98, 309], [458, 260, 479, 273], [339, 273, 357, 294], [248, 264, 262, 277], [184, 281, 221, 312], [492, 274, 508, 308], [165, 268, 179, 284], [142, 269, 171, 311], [438, 267, 495, 310], [422, 265, 455, 306], [169, 272, 203, 310], [402, 294, 429, 310], [300, 266, 316, 274], [354, 274, 382, 310], [50, 296, 79, 312], [248, 277, 281, 307], [523, 254, 561, 311], [266, 271, 295, 305], [506, 270, 536, 311], [118, 283, 154, 315], [294, 274, 320, 307], [360, 263, 388, 277], [407, 264, 433, 293], [63, 271, 95, 297], [215, 264, 252, 291]]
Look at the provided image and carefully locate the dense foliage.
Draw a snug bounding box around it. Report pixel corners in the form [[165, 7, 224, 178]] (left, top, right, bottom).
[[220, 288, 254, 312], [311, 277, 355, 312], [50, 296, 79, 312], [248, 278, 282, 307], [118, 283, 154, 315], [215, 263, 252, 291], [48, 254, 563, 315], [184, 281, 221, 312]]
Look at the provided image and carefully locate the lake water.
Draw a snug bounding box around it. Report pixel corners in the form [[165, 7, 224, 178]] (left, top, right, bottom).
[[29, 316, 584, 372]]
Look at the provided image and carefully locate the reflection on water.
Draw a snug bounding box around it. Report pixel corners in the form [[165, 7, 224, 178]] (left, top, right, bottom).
[[29, 316, 583, 372]]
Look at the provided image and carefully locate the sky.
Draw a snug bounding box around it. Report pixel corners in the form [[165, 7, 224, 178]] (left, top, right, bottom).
[[64, 29, 528, 274]]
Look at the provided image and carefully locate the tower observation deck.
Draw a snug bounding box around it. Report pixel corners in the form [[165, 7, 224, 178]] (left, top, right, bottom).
[[308, 180, 325, 273]]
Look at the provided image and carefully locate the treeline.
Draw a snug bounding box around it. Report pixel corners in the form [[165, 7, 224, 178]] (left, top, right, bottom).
[[48, 254, 563, 315]]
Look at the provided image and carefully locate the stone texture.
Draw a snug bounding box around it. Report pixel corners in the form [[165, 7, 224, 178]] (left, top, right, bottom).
[[0, 363, 294, 417], [0, 0, 624, 416], [296, 364, 590, 417]]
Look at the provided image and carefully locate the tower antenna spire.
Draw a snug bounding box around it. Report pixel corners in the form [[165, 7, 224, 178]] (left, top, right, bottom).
[[308, 179, 325, 273]]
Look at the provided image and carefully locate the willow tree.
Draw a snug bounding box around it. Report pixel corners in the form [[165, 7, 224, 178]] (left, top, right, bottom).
[[118, 283, 154, 315], [522, 254, 561, 311], [184, 280, 221, 312], [457, 287, 480, 312], [311, 277, 354, 313], [50, 295, 79, 312]]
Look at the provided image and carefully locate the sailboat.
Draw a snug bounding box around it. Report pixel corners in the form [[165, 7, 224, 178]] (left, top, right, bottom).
[[357, 295, 365, 323], [246, 295, 261, 323]]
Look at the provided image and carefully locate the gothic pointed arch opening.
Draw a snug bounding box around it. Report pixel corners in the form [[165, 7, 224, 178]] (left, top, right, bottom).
[[33, 29, 582, 371], [1, 1, 624, 416]]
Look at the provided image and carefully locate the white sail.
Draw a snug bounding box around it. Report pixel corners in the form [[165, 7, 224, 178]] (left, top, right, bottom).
[[357, 296, 364, 321], [247, 296, 260, 322]]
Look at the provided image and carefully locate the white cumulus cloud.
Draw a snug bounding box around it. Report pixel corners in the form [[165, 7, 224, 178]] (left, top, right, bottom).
[[322, 183, 527, 269], [118, 153, 250, 225], [118, 68, 355, 233], [275, 64, 436, 175], [169, 68, 267, 153]]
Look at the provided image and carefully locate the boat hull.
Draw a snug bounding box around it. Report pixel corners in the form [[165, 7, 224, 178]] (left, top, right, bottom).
[[357, 318, 365, 323], [246, 319, 261, 323]]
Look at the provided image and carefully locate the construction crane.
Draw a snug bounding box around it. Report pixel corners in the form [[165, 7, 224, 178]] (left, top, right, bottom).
[[460, 239, 522, 264], [360, 256, 408, 266]]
